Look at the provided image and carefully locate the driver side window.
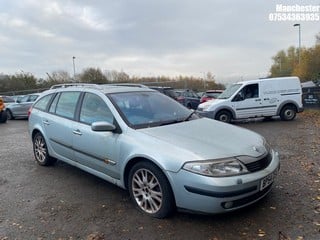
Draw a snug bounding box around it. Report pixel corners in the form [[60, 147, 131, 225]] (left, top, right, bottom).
[[233, 84, 259, 101], [80, 93, 114, 125]]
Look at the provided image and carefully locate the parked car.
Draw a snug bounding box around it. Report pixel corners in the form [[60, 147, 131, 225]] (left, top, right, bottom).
[[12, 95, 25, 103], [197, 77, 304, 123], [6, 93, 40, 119], [200, 90, 223, 103], [0, 95, 15, 105], [175, 89, 200, 109], [149, 86, 178, 100], [28, 83, 279, 218]]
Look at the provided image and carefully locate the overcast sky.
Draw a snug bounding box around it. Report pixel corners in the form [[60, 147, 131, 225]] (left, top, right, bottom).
[[0, 0, 319, 84]]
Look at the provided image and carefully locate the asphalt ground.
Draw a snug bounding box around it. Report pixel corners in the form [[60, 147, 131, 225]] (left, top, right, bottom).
[[0, 111, 319, 240]]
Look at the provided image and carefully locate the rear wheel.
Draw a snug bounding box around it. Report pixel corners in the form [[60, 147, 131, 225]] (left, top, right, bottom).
[[6, 110, 14, 120], [128, 161, 175, 218], [215, 110, 232, 123], [33, 132, 56, 166], [280, 105, 296, 121]]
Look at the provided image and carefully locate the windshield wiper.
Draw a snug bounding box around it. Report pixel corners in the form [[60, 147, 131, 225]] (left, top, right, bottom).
[[159, 119, 181, 126]]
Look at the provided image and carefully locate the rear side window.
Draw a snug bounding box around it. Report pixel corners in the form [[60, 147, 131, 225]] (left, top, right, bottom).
[[33, 94, 53, 111], [55, 92, 81, 119]]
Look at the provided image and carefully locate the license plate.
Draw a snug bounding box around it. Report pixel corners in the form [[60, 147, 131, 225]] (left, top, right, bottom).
[[260, 172, 275, 191]]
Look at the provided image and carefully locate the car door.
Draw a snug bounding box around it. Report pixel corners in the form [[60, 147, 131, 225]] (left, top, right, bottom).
[[72, 92, 121, 179], [19, 94, 39, 117], [43, 91, 81, 161], [232, 84, 262, 118]]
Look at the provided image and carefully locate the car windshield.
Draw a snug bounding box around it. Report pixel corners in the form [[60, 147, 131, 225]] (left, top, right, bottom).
[[217, 84, 242, 99], [109, 91, 196, 129]]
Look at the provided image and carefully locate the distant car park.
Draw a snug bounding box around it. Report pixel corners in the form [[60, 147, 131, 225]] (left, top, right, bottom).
[[6, 93, 40, 119]]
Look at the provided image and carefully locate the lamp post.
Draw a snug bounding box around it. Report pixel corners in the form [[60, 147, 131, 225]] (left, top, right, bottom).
[[293, 23, 301, 65], [72, 56, 76, 81]]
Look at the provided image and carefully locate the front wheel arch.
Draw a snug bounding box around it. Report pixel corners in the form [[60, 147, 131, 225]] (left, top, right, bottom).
[[6, 109, 14, 120], [126, 159, 176, 218], [280, 104, 297, 121], [215, 109, 232, 123]]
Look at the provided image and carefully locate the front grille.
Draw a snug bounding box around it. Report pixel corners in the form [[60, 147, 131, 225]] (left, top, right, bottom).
[[221, 184, 273, 209], [244, 153, 272, 172]]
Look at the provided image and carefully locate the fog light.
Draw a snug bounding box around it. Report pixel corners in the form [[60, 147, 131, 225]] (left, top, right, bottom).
[[222, 201, 234, 209]]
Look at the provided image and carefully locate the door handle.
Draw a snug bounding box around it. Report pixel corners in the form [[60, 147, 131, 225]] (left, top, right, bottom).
[[255, 99, 261, 102], [42, 120, 50, 125], [264, 98, 270, 101], [73, 129, 82, 136]]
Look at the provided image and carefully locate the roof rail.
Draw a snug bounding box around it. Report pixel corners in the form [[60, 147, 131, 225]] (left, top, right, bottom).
[[50, 83, 101, 89], [50, 83, 149, 90], [104, 83, 148, 88]]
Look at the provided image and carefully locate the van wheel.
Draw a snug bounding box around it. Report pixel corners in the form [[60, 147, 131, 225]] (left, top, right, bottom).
[[128, 161, 175, 218], [215, 110, 232, 123], [280, 105, 296, 121]]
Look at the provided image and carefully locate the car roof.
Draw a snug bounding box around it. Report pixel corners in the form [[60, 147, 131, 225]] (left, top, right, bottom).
[[47, 83, 155, 95], [0, 95, 15, 102], [206, 90, 223, 93]]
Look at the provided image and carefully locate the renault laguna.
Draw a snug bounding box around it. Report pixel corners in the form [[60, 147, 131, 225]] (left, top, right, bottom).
[[28, 84, 280, 218]]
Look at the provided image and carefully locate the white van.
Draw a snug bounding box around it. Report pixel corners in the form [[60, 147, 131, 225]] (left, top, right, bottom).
[[197, 77, 304, 122]]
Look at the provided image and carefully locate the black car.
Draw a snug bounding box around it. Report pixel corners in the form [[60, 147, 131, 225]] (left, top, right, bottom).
[[149, 86, 178, 100], [175, 89, 200, 109]]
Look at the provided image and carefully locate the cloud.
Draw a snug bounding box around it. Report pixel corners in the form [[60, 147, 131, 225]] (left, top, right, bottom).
[[0, 0, 319, 83]]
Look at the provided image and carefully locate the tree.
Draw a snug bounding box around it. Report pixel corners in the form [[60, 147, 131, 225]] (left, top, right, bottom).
[[269, 39, 320, 82], [79, 68, 108, 84], [49, 70, 71, 83]]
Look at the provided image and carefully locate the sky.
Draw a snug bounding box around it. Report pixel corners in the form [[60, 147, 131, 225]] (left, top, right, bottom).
[[0, 0, 319, 84]]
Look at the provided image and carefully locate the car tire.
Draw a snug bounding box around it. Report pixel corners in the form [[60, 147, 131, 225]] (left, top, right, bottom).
[[280, 105, 296, 121], [33, 132, 56, 166], [128, 161, 175, 218], [6, 109, 14, 120], [215, 110, 232, 123]]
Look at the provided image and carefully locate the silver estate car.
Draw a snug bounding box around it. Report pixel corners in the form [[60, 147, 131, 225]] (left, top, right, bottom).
[[6, 93, 40, 119], [28, 84, 280, 218]]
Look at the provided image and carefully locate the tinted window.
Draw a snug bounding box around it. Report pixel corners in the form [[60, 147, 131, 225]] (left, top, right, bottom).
[[80, 93, 114, 125], [33, 94, 53, 111], [55, 92, 80, 119]]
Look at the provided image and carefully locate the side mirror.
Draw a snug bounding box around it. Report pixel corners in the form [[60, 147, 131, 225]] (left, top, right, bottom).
[[91, 121, 116, 132]]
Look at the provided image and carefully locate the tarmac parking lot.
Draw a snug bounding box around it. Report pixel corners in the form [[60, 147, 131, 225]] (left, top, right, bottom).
[[0, 112, 319, 240]]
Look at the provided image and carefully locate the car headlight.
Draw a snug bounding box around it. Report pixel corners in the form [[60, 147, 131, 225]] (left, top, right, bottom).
[[183, 158, 249, 177]]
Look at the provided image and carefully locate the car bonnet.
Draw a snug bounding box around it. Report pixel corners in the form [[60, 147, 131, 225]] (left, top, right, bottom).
[[138, 118, 266, 160]]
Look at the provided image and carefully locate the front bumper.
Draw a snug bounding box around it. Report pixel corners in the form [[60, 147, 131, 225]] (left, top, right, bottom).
[[166, 150, 280, 214], [196, 110, 216, 119]]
